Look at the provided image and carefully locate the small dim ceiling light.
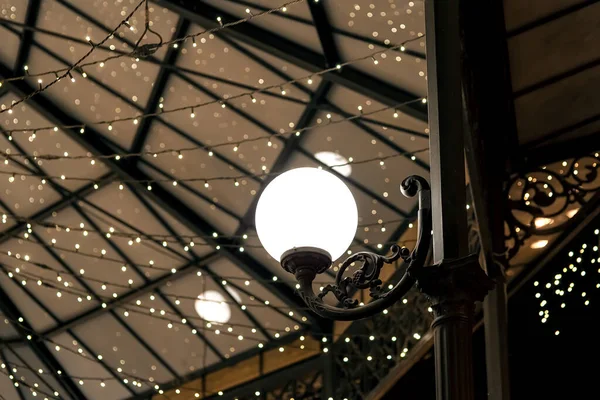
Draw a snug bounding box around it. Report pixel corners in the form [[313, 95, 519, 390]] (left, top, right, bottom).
[[194, 288, 241, 324], [314, 151, 352, 177], [255, 168, 358, 262], [534, 217, 554, 228], [566, 208, 579, 219], [530, 239, 549, 249]]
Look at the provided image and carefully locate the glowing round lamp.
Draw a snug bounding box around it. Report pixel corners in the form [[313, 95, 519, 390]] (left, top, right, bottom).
[[314, 151, 352, 177], [255, 167, 358, 266], [195, 288, 240, 324]]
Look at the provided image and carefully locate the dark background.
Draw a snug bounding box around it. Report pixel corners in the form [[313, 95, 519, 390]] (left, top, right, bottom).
[[384, 226, 600, 399]]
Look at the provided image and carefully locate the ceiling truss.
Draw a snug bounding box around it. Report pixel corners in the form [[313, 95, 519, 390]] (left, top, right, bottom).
[[0, 0, 430, 396]]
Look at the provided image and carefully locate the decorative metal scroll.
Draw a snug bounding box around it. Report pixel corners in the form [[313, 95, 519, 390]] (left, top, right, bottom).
[[319, 245, 405, 308], [504, 152, 600, 260]]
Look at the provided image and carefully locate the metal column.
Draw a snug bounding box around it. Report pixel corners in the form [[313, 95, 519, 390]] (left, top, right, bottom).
[[421, 1, 494, 399]]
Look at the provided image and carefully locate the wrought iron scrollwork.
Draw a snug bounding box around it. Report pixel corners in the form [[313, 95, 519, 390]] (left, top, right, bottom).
[[504, 152, 600, 259], [318, 245, 407, 308], [287, 175, 432, 321]]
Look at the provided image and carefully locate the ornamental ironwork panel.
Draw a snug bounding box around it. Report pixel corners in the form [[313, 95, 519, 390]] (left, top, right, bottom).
[[333, 291, 432, 399], [504, 153, 600, 260]]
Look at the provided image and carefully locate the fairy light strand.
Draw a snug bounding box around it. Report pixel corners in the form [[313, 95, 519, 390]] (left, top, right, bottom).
[[0, 83, 425, 143], [0, 148, 428, 185], [1, 264, 302, 329], [0, 271, 425, 343], [0, 0, 308, 105], [0, 0, 148, 114], [1, 215, 408, 243], [1, 231, 416, 283]]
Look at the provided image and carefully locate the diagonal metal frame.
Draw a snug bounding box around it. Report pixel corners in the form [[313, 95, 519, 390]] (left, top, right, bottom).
[[325, 103, 430, 171], [0, 19, 305, 106], [0, 348, 27, 400], [0, 1, 436, 394], [307, 0, 341, 68], [7, 1, 417, 232], [0, 146, 129, 399], [13, 0, 40, 73], [13, 176, 185, 378], [0, 274, 88, 400], [0, 172, 115, 246], [214, 0, 427, 60], [215, 5, 382, 260], [0, 63, 319, 327], [76, 192, 307, 325], [0, 127, 117, 248], [7, 1, 278, 200], [28, 226, 181, 379], [1, 153, 310, 394], [155, 0, 428, 122], [4, 256, 214, 342], [68, 205, 205, 374], [127, 189, 275, 340], [235, 80, 333, 234], [126, 330, 308, 400], [0, 17, 272, 197], [0, 262, 138, 397], [129, 18, 189, 154], [216, 34, 418, 257], [1, 79, 213, 377], [210, 29, 419, 221], [0, 135, 221, 353], [2, 184, 304, 342], [232, 0, 341, 235], [7, 347, 65, 399], [72, 202, 224, 362]]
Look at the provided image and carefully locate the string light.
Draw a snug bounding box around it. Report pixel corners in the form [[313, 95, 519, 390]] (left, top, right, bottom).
[[0, 102, 424, 166], [1, 37, 424, 135], [0, 0, 314, 115], [0, 149, 428, 193], [0, 0, 149, 113], [0, 1, 434, 395]]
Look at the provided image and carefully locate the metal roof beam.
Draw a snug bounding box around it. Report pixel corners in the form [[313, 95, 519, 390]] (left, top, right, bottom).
[[13, 0, 40, 73], [520, 131, 600, 168], [7, 347, 66, 398], [72, 203, 225, 362], [128, 190, 274, 340], [0, 172, 115, 246], [0, 263, 137, 396], [0, 20, 305, 105], [235, 81, 332, 235], [130, 18, 189, 154], [0, 62, 317, 325], [326, 102, 431, 170], [0, 144, 140, 396], [0, 349, 27, 400], [215, 0, 426, 60], [308, 0, 341, 67], [49, 0, 304, 104], [126, 331, 307, 400], [0, 281, 88, 400], [27, 227, 181, 380], [2, 21, 271, 194], [5, 256, 215, 343], [155, 0, 428, 122]]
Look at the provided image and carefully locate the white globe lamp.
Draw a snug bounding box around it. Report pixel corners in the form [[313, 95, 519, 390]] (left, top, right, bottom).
[[255, 167, 358, 274], [194, 287, 241, 324]]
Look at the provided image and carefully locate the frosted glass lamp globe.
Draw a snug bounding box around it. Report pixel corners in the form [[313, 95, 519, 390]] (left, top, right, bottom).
[[255, 167, 358, 262], [194, 288, 241, 324]]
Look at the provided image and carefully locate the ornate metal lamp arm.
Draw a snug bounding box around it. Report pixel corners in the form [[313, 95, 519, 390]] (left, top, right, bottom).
[[281, 176, 432, 321]]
